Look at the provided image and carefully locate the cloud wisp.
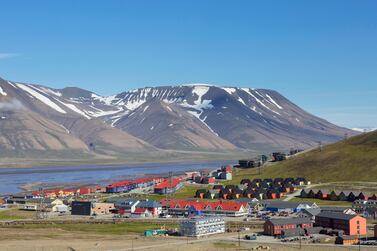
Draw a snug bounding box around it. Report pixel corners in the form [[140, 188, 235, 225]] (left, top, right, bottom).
[[0, 53, 20, 60]]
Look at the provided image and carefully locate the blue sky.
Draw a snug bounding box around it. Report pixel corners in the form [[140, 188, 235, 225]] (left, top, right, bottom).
[[0, 0, 376, 128]]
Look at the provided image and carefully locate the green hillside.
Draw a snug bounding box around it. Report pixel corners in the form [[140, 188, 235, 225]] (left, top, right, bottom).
[[255, 131, 377, 182]]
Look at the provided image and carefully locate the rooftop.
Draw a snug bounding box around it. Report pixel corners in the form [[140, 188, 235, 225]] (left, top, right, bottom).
[[267, 217, 312, 225]]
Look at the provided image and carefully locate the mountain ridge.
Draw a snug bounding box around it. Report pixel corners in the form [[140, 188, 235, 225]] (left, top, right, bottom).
[[0, 77, 356, 159]]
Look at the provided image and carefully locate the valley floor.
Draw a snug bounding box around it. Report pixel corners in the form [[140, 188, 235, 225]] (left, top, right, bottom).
[[0, 226, 375, 251]]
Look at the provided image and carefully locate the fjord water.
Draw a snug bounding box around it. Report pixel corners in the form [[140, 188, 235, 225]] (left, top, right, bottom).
[[0, 160, 233, 195]]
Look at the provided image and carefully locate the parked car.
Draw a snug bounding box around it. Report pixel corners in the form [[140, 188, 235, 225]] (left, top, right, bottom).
[[245, 234, 257, 240]]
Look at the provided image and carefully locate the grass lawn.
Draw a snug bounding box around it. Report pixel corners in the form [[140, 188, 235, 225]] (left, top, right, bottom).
[[213, 241, 238, 249], [3, 222, 178, 235], [0, 209, 28, 220], [289, 197, 352, 206], [105, 183, 212, 202]]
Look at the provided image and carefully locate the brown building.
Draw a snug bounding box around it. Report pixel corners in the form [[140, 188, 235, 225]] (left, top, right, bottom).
[[335, 235, 359, 245], [91, 202, 115, 215], [264, 217, 313, 236], [71, 201, 115, 216], [315, 212, 366, 236]]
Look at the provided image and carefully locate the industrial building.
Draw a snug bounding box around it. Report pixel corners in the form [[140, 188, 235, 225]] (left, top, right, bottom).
[[315, 212, 367, 236], [71, 201, 115, 216], [264, 217, 313, 236], [180, 217, 225, 237], [154, 178, 183, 194]]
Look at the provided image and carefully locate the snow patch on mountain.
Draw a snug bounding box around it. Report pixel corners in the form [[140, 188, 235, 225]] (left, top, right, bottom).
[[0, 86, 7, 96], [241, 88, 280, 115], [352, 127, 377, 133], [86, 108, 122, 118], [56, 100, 91, 119], [265, 94, 283, 109], [6, 81, 17, 88], [221, 87, 236, 95], [16, 83, 67, 114], [39, 87, 62, 97], [91, 93, 118, 106]]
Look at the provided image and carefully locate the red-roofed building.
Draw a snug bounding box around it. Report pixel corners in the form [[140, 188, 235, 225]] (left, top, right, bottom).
[[163, 199, 249, 217], [32, 187, 92, 198], [131, 207, 152, 218], [154, 178, 183, 194], [106, 177, 159, 193]]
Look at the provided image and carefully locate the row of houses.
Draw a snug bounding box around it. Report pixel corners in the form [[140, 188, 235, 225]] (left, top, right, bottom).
[[160, 199, 249, 217], [300, 189, 375, 202], [193, 176, 215, 185], [194, 178, 309, 201], [105, 198, 163, 217], [31, 187, 96, 198], [240, 177, 310, 187], [71, 199, 163, 218], [353, 200, 377, 218], [213, 166, 232, 180], [105, 178, 160, 193]]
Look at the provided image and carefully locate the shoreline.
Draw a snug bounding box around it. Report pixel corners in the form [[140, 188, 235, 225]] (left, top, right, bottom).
[[0, 159, 236, 174], [0, 160, 234, 195], [17, 166, 214, 195]]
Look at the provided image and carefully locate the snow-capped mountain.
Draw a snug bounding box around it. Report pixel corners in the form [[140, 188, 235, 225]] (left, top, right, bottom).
[[0, 78, 153, 158], [0, 77, 355, 157], [352, 127, 377, 133]]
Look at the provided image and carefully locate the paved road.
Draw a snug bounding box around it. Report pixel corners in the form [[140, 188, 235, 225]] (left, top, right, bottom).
[[115, 233, 241, 251]]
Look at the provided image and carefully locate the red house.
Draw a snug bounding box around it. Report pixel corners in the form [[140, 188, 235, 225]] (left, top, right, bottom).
[[315, 212, 367, 236], [264, 218, 313, 236]]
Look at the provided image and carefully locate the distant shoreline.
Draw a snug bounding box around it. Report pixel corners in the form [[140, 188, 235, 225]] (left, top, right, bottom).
[[0, 150, 252, 169], [0, 159, 235, 195]]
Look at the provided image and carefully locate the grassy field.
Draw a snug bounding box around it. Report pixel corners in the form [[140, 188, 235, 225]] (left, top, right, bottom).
[[0, 209, 30, 220], [2, 222, 179, 235], [254, 131, 377, 183], [223, 131, 377, 184], [104, 183, 211, 202], [289, 197, 353, 206]]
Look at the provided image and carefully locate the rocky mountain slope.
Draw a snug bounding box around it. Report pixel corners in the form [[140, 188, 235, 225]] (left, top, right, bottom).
[[0, 77, 355, 158], [0, 78, 153, 158]]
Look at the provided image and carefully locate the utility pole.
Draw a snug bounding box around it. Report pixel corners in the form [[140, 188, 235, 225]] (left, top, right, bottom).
[[299, 236, 302, 249], [238, 227, 241, 247], [36, 187, 44, 219]]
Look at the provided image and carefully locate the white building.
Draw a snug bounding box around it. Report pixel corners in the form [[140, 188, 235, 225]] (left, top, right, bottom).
[[180, 217, 225, 237]]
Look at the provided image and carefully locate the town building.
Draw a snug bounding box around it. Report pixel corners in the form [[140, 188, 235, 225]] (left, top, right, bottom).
[[264, 217, 313, 236], [135, 200, 162, 217], [262, 201, 318, 213], [154, 178, 183, 194], [163, 199, 249, 217], [315, 212, 367, 236], [71, 201, 115, 216], [131, 208, 153, 218], [32, 187, 92, 198], [180, 217, 225, 237], [106, 178, 157, 193], [335, 235, 360, 245], [320, 206, 356, 215], [106, 198, 140, 214], [353, 200, 377, 218]]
